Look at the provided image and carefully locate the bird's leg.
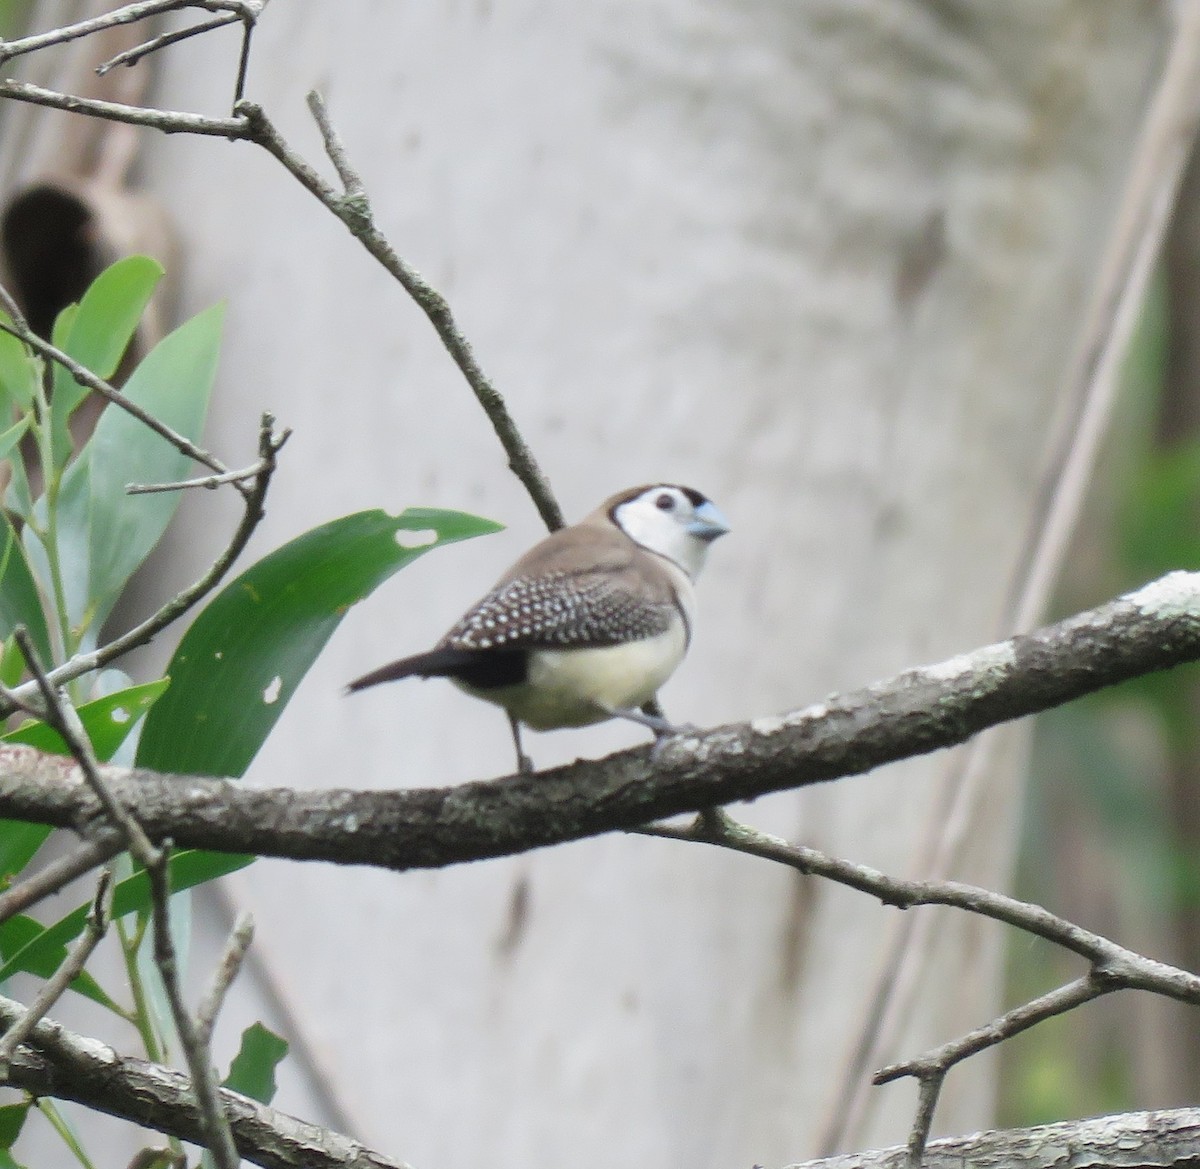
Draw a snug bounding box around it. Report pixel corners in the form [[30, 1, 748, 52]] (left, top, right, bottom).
[[601, 702, 698, 743], [508, 712, 535, 775]]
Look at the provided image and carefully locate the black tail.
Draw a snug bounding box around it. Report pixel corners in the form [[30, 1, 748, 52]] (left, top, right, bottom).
[[347, 646, 526, 693]]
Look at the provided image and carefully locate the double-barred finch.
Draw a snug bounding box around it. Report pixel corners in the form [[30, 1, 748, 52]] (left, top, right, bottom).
[[348, 484, 730, 772]]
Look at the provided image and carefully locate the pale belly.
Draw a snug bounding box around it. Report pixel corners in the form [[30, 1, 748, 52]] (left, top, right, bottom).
[[455, 623, 688, 730]]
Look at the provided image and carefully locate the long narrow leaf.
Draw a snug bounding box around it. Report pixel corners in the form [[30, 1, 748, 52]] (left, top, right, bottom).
[[0, 517, 53, 666], [50, 256, 164, 467], [137, 507, 501, 777]]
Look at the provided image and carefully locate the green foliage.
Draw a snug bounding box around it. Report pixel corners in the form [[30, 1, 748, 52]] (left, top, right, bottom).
[[0, 256, 503, 1164], [0, 1102, 30, 1149], [0, 849, 251, 989]]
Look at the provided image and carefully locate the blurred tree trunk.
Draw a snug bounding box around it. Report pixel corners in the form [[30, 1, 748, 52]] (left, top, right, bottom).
[[4, 2, 1175, 1166]]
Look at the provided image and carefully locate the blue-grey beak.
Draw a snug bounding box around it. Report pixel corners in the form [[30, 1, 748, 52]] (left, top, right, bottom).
[[688, 500, 731, 543]]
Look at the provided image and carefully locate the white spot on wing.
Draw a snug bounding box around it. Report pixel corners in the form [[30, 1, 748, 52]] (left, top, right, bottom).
[[263, 676, 283, 704]]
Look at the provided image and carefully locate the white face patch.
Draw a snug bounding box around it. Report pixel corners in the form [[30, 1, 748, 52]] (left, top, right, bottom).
[[614, 487, 720, 579]]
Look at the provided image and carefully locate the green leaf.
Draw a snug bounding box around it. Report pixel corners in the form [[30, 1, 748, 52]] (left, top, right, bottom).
[[0, 850, 252, 999], [0, 820, 51, 887], [3, 679, 168, 761], [0, 637, 23, 688], [0, 1101, 30, 1149], [223, 1022, 288, 1103], [0, 912, 121, 1014], [0, 417, 29, 464], [0, 517, 53, 667], [50, 256, 165, 467], [137, 507, 501, 778], [52, 302, 223, 631], [0, 315, 38, 411]]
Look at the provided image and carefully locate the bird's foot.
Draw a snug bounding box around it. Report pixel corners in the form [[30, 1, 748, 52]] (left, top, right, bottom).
[[516, 750, 536, 775]]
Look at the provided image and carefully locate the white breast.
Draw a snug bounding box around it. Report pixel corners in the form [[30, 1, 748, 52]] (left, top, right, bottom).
[[456, 617, 688, 731]]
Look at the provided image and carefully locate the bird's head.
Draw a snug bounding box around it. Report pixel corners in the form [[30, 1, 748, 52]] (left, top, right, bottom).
[[607, 484, 730, 579]]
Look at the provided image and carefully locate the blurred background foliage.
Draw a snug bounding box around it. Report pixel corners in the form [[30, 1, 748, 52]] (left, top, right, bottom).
[[1002, 158, 1200, 1124]]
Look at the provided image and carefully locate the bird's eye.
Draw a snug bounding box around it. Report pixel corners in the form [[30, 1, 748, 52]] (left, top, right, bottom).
[[655, 493, 675, 511]]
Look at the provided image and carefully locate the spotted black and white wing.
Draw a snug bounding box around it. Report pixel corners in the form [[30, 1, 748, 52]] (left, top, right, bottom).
[[440, 569, 677, 652]]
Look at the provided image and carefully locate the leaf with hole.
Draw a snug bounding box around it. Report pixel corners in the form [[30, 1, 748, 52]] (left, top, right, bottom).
[[137, 507, 501, 778], [3, 679, 169, 760], [224, 1022, 289, 1103]]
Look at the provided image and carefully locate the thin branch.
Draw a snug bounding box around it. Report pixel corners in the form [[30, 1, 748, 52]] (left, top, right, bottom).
[[236, 95, 564, 530], [642, 810, 1200, 1161], [2, 570, 1200, 870], [12, 633, 240, 1169], [0, 833, 123, 925], [2, 36, 561, 529], [0, 79, 250, 137], [0, 282, 30, 335], [638, 813, 1200, 1001], [0, 313, 231, 480], [96, 13, 242, 76], [306, 92, 364, 199], [126, 451, 282, 494], [904, 1071, 943, 1169], [194, 912, 254, 1048], [0, 0, 258, 64], [0, 867, 111, 1076], [147, 843, 241, 1169]]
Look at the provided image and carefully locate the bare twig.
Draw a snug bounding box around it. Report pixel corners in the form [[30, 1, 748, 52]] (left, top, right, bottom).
[[238, 95, 564, 531], [0, 867, 112, 1076], [0, 0, 259, 64], [0, 833, 124, 925], [0, 79, 250, 137], [97, 13, 242, 76], [146, 842, 241, 1169], [0, 312, 231, 481], [640, 810, 1200, 1162], [306, 91, 363, 199], [195, 912, 254, 1048], [0, 282, 30, 334], [3, 16, 561, 529], [126, 452, 281, 494]]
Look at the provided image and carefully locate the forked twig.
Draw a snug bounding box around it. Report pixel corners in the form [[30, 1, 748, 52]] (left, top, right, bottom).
[[640, 809, 1200, 1163]]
